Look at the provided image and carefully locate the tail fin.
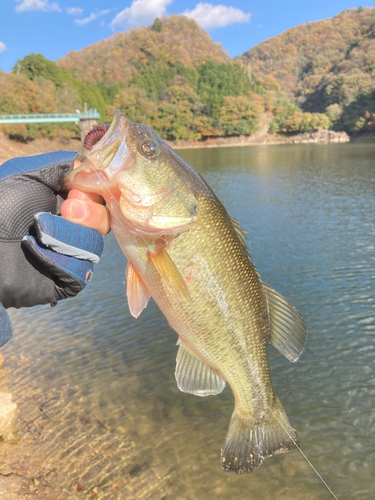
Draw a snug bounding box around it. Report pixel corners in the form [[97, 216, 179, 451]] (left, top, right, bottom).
[[221, 398, 299, 474]]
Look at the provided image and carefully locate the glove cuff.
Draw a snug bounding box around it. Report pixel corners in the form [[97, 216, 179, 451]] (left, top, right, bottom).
[[0, 303, 14, 347], [22, 236, 93, 299], [34, 213, 104, 264]]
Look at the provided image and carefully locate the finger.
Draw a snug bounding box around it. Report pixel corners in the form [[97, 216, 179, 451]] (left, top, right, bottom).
[[60, 199, 111, 235], [73, 160, 82, 169], [68, 188, 104, 205]]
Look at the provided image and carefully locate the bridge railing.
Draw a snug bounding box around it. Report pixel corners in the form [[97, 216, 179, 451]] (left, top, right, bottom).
[[0, 110, 100, 124]]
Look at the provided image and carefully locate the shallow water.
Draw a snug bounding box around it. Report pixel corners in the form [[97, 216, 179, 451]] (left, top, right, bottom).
[[2, 141, 375, 499]]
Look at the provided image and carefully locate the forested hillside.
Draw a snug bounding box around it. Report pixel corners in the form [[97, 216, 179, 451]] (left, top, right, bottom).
[[1, 9, 374, 142], [240, 6, 375, 133], [0, 55, 106, 141], [58, 16, 229, 84]]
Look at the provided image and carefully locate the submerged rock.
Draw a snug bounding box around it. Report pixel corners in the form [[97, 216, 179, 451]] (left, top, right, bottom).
[[0, 392, 18, 442]]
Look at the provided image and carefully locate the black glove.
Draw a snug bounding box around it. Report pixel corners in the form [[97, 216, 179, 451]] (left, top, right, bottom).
[[0, 151, 104, 347]]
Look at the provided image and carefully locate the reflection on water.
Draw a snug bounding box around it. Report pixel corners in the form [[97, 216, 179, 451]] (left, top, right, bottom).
[[1, 142, 374, 499]]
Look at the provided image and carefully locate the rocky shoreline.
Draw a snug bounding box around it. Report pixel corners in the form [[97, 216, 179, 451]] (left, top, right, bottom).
[[0, 129, 351, 163], [168, 129, 350, 150]]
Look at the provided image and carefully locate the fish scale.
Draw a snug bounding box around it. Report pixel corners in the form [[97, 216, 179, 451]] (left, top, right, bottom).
[[166, 194, 272, 405], [63, 109, 307, 474]]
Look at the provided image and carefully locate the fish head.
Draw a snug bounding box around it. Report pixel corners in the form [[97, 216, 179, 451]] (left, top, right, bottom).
[[64, 110, 199, 236]]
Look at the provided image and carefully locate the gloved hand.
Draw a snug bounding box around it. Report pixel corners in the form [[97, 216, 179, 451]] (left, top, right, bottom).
[[0, 151, 105, 347]]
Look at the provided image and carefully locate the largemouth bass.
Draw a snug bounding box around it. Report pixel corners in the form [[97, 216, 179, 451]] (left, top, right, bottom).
[[63, 110, 307, 474]]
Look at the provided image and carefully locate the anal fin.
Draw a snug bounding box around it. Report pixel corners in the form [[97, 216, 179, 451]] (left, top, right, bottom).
[[126, 261, 151, 318], [263, 283, 307, 362], [175, 339, 226, 397]]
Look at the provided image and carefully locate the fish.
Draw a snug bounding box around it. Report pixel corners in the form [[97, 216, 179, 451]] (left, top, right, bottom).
[[63, 109, 307, 474]]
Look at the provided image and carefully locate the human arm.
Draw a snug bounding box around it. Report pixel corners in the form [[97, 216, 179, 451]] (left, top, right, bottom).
[[0, 151, 110, 347]]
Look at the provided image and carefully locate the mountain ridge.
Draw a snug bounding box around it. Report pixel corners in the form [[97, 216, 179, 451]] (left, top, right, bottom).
[[239, 6, 375, 128], [57, 15, 229, 85], [2, 8, 375, 141]]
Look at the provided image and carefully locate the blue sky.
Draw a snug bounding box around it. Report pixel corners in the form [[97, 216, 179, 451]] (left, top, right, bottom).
[[1, 0, 374, 73]]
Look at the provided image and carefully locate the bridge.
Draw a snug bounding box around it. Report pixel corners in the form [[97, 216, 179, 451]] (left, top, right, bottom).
[[0, 109, 101, 147], [0, 110, 100, 124]]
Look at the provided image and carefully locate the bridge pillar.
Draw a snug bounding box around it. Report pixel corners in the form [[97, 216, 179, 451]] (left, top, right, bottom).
[[77, 117, 98, 152]]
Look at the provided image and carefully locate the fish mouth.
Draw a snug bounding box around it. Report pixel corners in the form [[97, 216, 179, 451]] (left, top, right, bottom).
[[62, 110, 132, 197], [62, 162, 111, 197]]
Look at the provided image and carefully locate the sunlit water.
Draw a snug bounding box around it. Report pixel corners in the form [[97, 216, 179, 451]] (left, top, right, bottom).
[[2, 142, 375, 499]]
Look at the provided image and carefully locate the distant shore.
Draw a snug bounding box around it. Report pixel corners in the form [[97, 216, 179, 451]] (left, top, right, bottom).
[[0, 134, 82, 164], [0, 129, 351, 163], [167, 129, 350, 150]]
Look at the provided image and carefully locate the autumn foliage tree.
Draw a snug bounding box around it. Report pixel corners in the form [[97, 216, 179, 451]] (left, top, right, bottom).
[[15, 53, 106, 118], [240, 6, 375, 132], [11, 10, 375, 142], [0, 71, 62, 140]]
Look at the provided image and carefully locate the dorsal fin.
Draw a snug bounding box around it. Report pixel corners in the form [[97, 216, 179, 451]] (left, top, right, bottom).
[[175, 339, 226, 397], [263, 283, 307, 362], [229, 215, 263, 282], [228, 216, 306, 362], [230, 216, 250, 253]]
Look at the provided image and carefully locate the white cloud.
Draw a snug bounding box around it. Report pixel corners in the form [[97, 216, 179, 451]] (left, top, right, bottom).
[[75, 12, 96, 25], [75, 9, 111, 26], [0, 41, 7, 53], [67, 7, 83, 15], [110, 0, 172, 28], [15, 0, 61, 12], [182, 3, 250, 28]]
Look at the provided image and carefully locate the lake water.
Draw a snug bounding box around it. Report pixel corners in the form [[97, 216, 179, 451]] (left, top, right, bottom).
[[2, 141, 375, 499]]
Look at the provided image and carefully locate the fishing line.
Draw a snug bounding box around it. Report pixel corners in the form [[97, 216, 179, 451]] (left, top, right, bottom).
[[83, 131, 339, 499], [263, 401, 339, 500]]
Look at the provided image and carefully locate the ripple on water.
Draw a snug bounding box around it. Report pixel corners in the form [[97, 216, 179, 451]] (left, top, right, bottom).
[[1, 142, 374, 499]]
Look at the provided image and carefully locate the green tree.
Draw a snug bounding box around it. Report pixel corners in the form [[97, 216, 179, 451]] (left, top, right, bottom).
[[96, 82, 124, 104], [14, 53, 106, 118], [219, 94, 262, 135], [281, 111, 330, 133], [157, 84, 204, 140], [0, 72, 59, 140], [325, 104, 343, 123], [152, 18, 163, 32], [109, 87, 158, 126], [269, 96, 301, 133], [197, 61, 253, 121]]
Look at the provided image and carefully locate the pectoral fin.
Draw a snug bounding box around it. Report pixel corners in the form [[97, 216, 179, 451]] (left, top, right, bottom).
[[126, 261, 151, 318], [175, 339, 226, 397], [263, 283, 307, 362], [148, 245, 190, 300]]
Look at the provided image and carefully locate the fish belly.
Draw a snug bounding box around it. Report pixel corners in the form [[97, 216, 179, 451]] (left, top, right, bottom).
[[114, 194, 300, 474]]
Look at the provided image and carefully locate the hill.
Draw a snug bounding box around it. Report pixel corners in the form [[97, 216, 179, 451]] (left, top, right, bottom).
[[57, 15, 229, 85], [2, 10, 375, 142], [239, 6, 375, 132], [5, 16, 268, 142], [48, 15, 332, 140]]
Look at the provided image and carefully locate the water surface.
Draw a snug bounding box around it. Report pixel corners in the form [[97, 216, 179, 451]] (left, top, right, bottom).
[[2, 141, 375, 499]]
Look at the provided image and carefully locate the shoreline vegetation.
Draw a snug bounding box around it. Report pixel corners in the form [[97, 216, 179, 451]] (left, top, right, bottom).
[[167, 129, 350, 149]]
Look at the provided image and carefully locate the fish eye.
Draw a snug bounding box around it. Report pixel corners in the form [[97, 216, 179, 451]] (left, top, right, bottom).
[[141, 141, 159, 158]]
